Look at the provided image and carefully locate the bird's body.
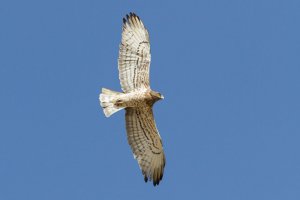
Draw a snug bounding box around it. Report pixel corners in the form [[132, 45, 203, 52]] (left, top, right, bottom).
[[99, 12, 165, 186], [118, 89, 162, 107]]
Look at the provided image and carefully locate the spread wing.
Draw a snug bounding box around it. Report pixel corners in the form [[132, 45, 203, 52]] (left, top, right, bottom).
[[125, 106, 165, 186], [118, 13, 151, 93]]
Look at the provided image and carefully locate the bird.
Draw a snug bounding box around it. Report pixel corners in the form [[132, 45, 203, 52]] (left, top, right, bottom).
[[99, 12, 166, 186]]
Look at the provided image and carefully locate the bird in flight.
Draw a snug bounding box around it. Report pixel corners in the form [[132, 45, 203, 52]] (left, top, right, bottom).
[[99, 13, 166, 186]]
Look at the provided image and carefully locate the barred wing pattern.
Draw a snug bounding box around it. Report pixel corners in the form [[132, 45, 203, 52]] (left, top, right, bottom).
[[125, 106, 165, 186], [118, 13, 151, 92]]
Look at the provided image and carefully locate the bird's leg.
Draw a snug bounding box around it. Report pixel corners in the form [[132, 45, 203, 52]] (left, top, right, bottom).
[[115, 99, 125, 107]]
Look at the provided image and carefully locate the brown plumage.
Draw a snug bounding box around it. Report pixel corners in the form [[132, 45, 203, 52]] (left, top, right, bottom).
[[99, 12, 166, 186]]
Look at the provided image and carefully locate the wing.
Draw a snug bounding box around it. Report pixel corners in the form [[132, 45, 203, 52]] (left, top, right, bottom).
[[125, 106, 165, 186], [118, 13, 151, 93]]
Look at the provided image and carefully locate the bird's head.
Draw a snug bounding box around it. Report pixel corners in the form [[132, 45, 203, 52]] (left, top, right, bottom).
[[150, 90, 164, 102]]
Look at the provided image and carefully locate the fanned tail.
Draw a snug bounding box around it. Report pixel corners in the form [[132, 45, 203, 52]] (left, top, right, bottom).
[[99, 88, 123, 117]]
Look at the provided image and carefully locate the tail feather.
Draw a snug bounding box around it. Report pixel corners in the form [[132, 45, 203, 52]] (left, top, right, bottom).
[[99, 88, 123, 117]]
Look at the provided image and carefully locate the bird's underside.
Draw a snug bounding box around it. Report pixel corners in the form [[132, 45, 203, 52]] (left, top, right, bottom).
[[99, 12, 166, 186]]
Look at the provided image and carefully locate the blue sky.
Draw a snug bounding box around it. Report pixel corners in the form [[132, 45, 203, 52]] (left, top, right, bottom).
[[1, 0, 300, 199]]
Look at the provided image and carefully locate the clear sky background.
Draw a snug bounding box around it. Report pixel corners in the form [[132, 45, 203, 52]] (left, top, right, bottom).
[[1, 0, 300, 199]]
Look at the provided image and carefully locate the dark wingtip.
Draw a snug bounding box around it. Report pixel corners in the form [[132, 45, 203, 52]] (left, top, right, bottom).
[[131, 12, 140, 20], [130, 12, 137, 17], [144, 174, 163, 186], [160, 173, 163, 180], [153, 179, 160, 186], [123, 12, 140, 23]]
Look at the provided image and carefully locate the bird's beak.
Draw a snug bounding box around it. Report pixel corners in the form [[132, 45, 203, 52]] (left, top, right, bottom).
[[161, 95, 164, 99]]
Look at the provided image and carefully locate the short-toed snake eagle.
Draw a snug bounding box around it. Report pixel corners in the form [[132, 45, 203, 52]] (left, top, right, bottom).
[[99, 12, 165, 186]]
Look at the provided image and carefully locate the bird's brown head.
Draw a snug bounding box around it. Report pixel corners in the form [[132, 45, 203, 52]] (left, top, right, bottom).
[[150, 90, 164, 102]]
